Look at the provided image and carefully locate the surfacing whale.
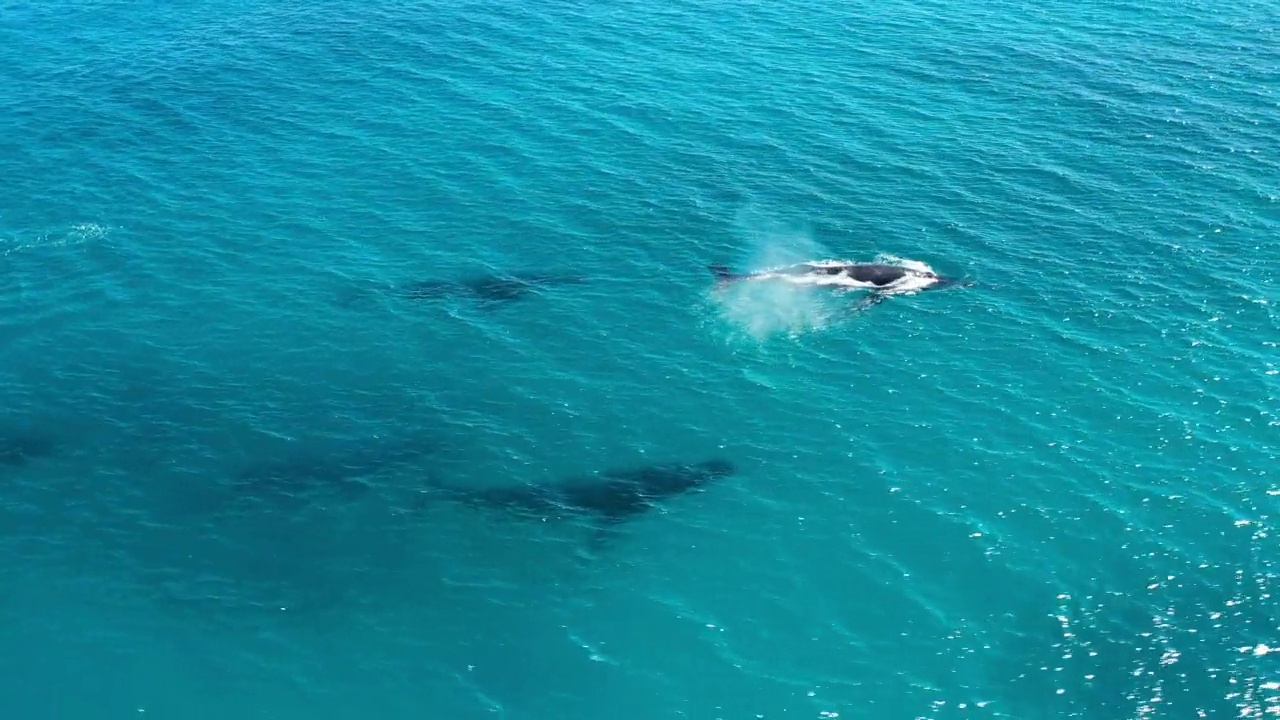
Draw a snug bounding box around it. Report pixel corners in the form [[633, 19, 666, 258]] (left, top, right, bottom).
[[709, 260, 971, 310], [416, 459, 735, 540]]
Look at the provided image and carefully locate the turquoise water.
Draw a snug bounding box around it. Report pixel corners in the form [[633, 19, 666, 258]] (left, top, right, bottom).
[[2, 0, 1278, 717]]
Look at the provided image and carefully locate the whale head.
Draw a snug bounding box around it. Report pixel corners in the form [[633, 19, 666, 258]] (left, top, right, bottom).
[[694, 458, 736, 478], [629, 459, 737, 499]]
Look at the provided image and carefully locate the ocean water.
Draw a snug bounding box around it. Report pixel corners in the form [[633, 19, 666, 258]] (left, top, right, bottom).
[[2, 0, 1278, 717]]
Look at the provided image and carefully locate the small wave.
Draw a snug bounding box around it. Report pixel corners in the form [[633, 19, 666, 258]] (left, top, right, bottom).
[[2, 222, 111, 255], [67, 223, 109, 241]]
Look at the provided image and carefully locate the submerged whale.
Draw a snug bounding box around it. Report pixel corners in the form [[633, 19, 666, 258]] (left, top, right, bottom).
[[0, 426, 56, 467], [709, 260, 971, 309], [400, 272, 589, 304], [416, 459, 736, 537], [334, 271, 590, 311]]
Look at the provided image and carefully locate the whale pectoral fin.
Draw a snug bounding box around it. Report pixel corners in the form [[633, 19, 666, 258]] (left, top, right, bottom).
[[573, 514, 630, 560], [852, 291, 886, 313]]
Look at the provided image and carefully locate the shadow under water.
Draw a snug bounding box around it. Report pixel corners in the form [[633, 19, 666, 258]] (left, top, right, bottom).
[[415, 458, 737, 541], [0, 424, 57, 468], [398, 272, 591, 305]]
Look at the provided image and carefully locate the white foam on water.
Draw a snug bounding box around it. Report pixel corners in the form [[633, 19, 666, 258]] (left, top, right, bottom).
[[2, 222, 111, 255]]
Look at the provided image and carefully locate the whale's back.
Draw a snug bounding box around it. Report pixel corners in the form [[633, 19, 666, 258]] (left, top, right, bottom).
[[846, 263, 909, 286]]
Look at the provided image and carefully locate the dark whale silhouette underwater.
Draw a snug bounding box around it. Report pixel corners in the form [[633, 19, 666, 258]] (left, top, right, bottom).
[[0, 426, 57, 468], [414, 458, 737, 544], [399, 272, 589, 304], [334, 271, 590, 311]]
